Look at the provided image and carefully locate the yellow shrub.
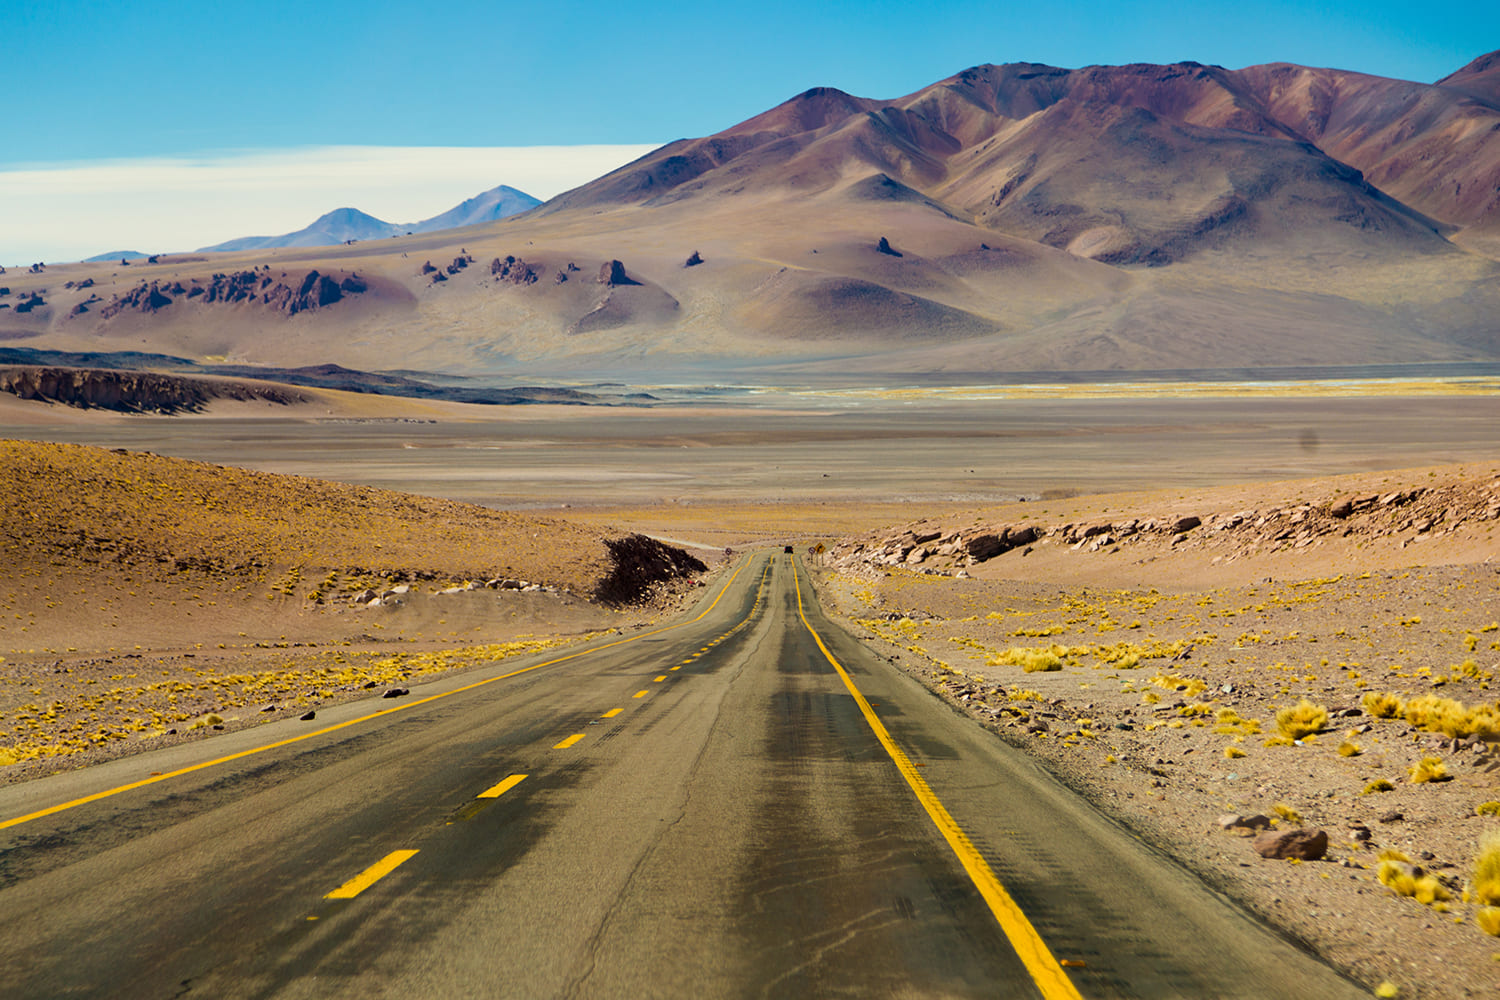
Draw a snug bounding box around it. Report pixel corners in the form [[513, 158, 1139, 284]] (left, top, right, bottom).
[[1362, 692, 1404, 719], [1402, 695, 1500, 740], [1476, 907, 1500, 937], [1409, 756, 1449, 784], [1474, 833, 1500, 907], [1337, 741, 1362, 757], [1477, 802, 1500, 817], [1274, 803, 1302, 824], [1378, 860, 1451, 905], [1275, 699, 1329, 740], [988, 644, 1083, 673], [1224, 746, 1246, 759], [1362, 779, 1395, 795]]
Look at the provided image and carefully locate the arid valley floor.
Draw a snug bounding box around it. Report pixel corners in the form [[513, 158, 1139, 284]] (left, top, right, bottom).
[[4, 383, 1500, 997]]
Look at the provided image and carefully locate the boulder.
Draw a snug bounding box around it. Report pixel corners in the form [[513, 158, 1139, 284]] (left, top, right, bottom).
[[684, 250, 704, 267], [598, 259, 639, 286], [965, 533, 1006, 561], [1252, 827, 1328, 860], [876, 236, 902, 257], [1171, 515, 1202, 533]]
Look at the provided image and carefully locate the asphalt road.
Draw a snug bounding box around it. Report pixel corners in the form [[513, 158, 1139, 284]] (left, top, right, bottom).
[[0, 552, 1366, 998]]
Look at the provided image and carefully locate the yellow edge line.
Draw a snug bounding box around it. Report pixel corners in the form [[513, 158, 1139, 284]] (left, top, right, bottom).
[[1, 559, 751, 832], [477, 773, 527, 799], [790, 560, 1083, 1000], [325, 849, 419, 899]]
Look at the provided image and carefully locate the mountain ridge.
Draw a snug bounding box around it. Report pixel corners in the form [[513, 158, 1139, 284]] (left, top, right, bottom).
[[198, 184, 542, 253], [13, 50, 1500, 379]]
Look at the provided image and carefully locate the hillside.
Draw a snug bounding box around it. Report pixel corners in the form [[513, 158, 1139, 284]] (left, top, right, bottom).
[[0, 440, 702, 630], [6, 53, 1499, 377]]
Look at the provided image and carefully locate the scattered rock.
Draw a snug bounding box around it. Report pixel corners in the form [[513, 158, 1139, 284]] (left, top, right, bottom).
[[382, 688, 409, 698], [300, 710, 317, 721], [1253, 827, 1328, 861], [684, 250, 704, 267], [1219, 813, 1273, 832]]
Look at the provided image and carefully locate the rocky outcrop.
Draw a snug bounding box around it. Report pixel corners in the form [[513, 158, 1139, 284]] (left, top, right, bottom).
[[98, 269, 364, 319], [684, 250, 704, 267], [876, 236, 902, 257], [492, 255, 540, 285], [598, 260, 639, 286], [826, 478, 1500, 577], [0, 367, 306, 413]]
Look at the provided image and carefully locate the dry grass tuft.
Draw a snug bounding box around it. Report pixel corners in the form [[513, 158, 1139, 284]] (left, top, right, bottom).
[[1473, 833, 1500, 907], [1337, 741, 1362, 757], [1409, 756, 1450, 784], [1275, 699, 1329, 740], [1401, 695, 1500, 740], [1362, 779, 1395, 795], [1362, 692, 1405, 719]]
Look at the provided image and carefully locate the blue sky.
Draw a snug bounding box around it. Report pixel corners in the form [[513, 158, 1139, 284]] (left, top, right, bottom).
[[2, 0, 1494, 262]]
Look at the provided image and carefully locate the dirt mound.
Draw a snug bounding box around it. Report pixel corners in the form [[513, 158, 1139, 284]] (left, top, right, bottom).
[[592, 534, 707, 605]]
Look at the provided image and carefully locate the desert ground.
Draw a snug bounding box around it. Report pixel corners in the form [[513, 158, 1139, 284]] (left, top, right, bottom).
[[4, 382, 1500, 996]]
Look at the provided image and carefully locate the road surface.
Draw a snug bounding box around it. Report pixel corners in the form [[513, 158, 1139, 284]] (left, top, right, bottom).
[[0, 552, 1365, 997]]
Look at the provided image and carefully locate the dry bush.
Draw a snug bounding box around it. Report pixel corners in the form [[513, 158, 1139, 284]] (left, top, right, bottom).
[[1275, 699, 1329, 740], [1409, 756, 1450, 784], [1401, 695, 1500, 740], [1362, 692, 1404, 719], [1473, 832, 1500, 907]]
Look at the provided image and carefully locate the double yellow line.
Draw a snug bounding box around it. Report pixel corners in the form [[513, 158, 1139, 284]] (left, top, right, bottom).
[[0, 559, 753, 833], [790, 560, 1083, 1000]]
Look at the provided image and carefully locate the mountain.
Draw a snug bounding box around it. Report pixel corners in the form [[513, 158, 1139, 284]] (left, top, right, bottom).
[[201, 208, 403, 252], [81, 251, 149, 262], [197, 184, 541, 252], [19, 51, 1500, 379], [410, 185, 541, 233]]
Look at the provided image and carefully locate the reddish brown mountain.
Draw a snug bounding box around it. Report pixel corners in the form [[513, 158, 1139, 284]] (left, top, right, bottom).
[[8, 52, 1500, 376]]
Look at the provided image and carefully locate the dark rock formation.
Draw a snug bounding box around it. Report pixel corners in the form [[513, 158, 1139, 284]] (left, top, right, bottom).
[[685, 250, 704, 267], [876, 236, 903, 257], [492, 255, 539, 285], [0, 366, 304, 413], [14, 294, 45, 314], [598, 260, 639, 286]]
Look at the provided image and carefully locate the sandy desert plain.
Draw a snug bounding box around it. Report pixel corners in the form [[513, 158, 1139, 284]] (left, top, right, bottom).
[[4, 375, 1500, 998]]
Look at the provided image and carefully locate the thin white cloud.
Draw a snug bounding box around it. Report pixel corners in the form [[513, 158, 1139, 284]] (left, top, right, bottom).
[[0, 145, 659, 265]]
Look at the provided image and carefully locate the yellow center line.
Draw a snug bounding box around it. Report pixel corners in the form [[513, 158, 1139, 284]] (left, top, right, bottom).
[[553, 734, 585, 750], [0, 559, 753, 832], [652, 675, 667, 683], [670, 666, 682, 671], [601, 708, 624, 718], [325, 849, 419, 900], [633, 690, 649, 698], [478, 773, 528, 799], [790, 561, 1084, 1000]]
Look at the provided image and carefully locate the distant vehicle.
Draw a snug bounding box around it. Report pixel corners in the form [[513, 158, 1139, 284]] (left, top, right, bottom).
[[783, 545, 793, 554]]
